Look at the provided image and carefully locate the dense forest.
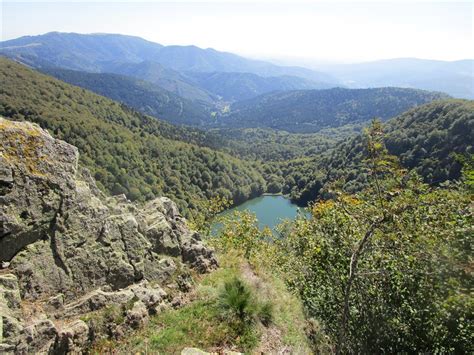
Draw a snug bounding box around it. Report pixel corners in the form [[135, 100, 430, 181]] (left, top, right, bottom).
[[104, 61, 218, 105], [264, 99, 474, 205], [41, 67, 214, 126], [0, 57, 266, 216], [210, 126, 357, 161], [184, 71, 332, 101], [220, 87, 448, 132], [2, 58, 471, 212]]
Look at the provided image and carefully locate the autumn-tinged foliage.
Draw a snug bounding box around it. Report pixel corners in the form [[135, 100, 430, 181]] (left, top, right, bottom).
[[212, 122, 473, 353], [2, 32, 472, 355]]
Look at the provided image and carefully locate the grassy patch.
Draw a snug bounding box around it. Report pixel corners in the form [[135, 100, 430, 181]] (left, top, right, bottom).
[[93, 252, 311, 353]]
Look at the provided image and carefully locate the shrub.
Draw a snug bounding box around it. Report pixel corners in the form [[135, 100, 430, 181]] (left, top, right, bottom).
[[219, 277, 253, 327]]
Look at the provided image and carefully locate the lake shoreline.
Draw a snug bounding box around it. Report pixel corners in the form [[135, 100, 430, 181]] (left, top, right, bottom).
[[215, 195, 310, 232]]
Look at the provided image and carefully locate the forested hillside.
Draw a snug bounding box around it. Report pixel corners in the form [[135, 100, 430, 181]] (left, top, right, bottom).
[[0, 32, 164, 71], [105, 61, 218, 105], [2, 37, 472, 355], [41, 67, 214, 126], [2, 57, 470, 215], [184, 71, 333, 101], [214, 127, 473, 352], [213, 126, 354, 161], [0, 57, 266, 215], [1, 3, 472, 353], [277, 99, 474, 204], [220, 87, 448, 132]]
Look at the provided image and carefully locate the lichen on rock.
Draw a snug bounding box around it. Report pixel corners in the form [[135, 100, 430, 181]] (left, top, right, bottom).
[[0, 117, 218, 353]]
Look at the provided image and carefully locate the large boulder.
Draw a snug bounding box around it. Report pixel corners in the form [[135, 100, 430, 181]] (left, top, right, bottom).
[[0, 118, 78, 262], [0, 117, 218, 353]]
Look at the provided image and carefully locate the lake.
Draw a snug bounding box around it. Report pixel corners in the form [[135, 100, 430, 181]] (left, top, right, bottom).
[[215, 195, 309, 231]]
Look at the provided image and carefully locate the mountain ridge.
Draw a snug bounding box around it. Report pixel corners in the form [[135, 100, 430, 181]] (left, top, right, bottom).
[[0, 32, 338, 85], [319, 57, 474, 98]]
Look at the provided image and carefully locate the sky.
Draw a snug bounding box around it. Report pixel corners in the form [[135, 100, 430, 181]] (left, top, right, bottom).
[[1, 1, 473, 63]]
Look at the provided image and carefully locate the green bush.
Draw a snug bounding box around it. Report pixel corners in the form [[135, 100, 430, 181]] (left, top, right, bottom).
[[219, 277, 253, 326], [219, 277, 275, 334]]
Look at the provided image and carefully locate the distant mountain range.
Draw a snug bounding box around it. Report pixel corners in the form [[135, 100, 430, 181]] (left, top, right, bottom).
[[183, 71, 334, 101], [39, 65, 446, 132], [1, 32, 471, 133], [0, 32, 164, 71], [1, 32, 347, 107], [319, 58, 474, 99], [0, 31, 338, 88], [2, 32, 472, 105]]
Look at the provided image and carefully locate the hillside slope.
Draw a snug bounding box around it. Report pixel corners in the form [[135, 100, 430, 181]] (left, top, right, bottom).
[[279, 99, 474, 204], [41, 67, 214, 126], [0, 57, 265, 214], [184, 71, 335, 101], [105, 61, 218, 105], [221, 87, 448, 132], [0, 118, 219, 352]]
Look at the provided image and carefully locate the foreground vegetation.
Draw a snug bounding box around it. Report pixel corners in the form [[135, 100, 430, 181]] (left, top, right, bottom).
[[92, 253, 311, 354], [210, 123, 473, 353]]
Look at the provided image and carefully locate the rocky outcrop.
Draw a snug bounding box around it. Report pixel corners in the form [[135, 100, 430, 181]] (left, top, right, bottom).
[[0, 118, 218, 353]]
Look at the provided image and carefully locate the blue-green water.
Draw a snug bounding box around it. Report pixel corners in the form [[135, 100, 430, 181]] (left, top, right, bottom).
[[216, 195, 309, 231]]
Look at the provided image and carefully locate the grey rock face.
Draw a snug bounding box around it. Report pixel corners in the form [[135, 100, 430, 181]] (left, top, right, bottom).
[[0, 274, 23, 352], [54, 320, 90, 354], [0, 118, 78, 262], [0, 274, 21, 311], [16, 319, 58, 354], [0, 118, 218, 352], [125, 300, 149, 329]]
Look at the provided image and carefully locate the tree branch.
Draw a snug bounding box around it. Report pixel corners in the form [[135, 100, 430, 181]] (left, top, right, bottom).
[[336, 215, 388, 353]]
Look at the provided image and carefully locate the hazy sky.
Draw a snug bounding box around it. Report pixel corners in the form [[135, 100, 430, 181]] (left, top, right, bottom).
[[1, 1, 473, 63]]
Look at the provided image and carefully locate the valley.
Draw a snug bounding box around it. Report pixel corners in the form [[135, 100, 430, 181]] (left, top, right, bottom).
[[1, 27, 472, 354]]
